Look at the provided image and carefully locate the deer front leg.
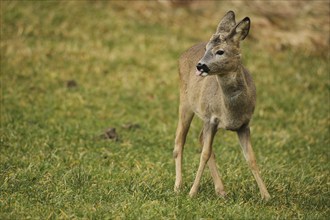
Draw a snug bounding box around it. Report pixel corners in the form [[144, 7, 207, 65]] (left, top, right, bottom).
[[173, 104, 194, 193], [237, 125, 271, 200], [189, 122, 217, 197]]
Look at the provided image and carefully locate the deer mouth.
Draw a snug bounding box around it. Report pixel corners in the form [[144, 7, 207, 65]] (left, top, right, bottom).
[[196, 69, 209, 77]]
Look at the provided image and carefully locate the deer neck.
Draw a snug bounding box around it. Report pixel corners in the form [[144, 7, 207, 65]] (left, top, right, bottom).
[[216, 64, 247, 105]]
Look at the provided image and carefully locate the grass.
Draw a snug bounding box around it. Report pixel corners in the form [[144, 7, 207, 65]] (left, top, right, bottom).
[[1, 1, 329, 219]]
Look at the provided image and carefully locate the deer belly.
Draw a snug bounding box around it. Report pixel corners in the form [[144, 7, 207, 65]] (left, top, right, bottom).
[[215, 112, 251, 131], [193, 108, 249, 131]]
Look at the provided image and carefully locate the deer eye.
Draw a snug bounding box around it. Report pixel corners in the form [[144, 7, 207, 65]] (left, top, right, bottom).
[[216, 50, 224, 55]]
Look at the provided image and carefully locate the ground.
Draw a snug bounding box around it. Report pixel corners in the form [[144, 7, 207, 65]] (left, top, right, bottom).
[[1, 1, 329, 219]]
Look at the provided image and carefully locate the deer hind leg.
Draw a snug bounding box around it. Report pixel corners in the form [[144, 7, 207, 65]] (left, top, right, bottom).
[[208, 152, 226, 197], [199, 128, 226, 197], [189, 122, 217, 197], [237, 125, 271, 200], [173, 103, 194, 193]]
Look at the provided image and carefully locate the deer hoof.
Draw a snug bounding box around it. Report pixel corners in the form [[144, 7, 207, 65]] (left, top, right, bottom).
[[174, 185, 182, 193], [215, 189, 227, 198], [189, 190, 198, 198], [262, 192, 271, 201]]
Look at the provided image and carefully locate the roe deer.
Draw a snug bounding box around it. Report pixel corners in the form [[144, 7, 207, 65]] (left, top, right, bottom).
[[173, 11, 270, 200]]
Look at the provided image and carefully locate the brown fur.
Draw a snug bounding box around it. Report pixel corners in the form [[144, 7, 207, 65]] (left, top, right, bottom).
[[173, 11, 270, 200]]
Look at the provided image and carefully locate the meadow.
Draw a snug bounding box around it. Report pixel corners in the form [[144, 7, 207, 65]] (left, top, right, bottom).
[[1, 1, 329, 219]]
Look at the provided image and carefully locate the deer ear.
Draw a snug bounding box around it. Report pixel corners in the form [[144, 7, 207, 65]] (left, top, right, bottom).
[[228, 17, 250, 42], [216, 11, 236, 35]]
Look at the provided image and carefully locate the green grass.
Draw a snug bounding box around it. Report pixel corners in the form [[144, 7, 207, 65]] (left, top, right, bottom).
[[1, 1, 329, 219]]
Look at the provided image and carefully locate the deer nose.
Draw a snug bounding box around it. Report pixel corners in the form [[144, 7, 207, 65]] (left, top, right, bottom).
[[196, 63, 210, 73]]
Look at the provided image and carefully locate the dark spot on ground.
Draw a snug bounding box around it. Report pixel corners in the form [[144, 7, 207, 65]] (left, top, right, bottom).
[[100, 127, 119, 141], [67, 80, 78, 88]]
